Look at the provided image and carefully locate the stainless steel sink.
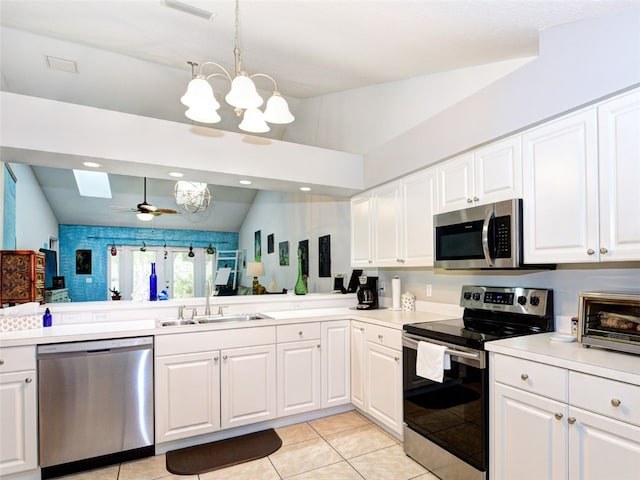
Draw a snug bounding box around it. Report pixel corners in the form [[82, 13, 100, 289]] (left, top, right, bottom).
[[157, 313, 270, 327]]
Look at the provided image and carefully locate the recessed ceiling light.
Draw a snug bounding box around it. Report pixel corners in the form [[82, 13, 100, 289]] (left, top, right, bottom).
[[169, 172, 184, 178], [239, 180, 252, 185], [300, 187, 311, 192], [82, 161, 101, 168]]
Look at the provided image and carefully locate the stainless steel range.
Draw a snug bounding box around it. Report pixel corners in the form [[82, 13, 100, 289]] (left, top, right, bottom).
[[402, 285, 554, 480]]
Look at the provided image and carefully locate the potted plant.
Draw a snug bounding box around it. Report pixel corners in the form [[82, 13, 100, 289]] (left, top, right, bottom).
[[109, 287, 122, 301]]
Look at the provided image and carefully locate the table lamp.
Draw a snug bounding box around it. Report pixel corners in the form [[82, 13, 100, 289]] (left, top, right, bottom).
[[247, 261, 265, 294]]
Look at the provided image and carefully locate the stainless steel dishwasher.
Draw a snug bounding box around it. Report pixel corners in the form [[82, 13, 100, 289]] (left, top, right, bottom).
[[38, 337, 154, 478]]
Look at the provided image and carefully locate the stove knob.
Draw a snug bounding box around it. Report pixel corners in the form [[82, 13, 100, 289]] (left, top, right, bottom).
[[472, 292, 481, 301], [463, 292, 472, 300], [530, 296, 540, 307], [517, 296, 527, 306]]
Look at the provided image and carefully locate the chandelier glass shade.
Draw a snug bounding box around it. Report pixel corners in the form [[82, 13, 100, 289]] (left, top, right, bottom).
[[173, 181, 211, 214], [180, 0, 294, 133]]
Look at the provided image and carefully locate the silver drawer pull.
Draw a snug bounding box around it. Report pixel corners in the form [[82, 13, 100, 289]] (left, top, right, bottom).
[[223, 355, 228, 360], [378, 334, 383, 340], [554, 412, 563, 420], [213, 356, 219, 362], [520, 373, 529, 381], [25, 377, 33, 384], [0, 359, 4, 365], [568, 417, 576, 425], [611, 398, 621, 407], [298, 331, 303, 336], [587, 248, 595, 255], [600, 247, 608, 254]]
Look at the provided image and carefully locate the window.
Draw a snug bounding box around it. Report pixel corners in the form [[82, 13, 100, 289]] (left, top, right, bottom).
[[108, 245, 216, 301]]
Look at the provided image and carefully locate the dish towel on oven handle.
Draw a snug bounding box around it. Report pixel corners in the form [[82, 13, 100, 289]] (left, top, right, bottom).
[[416, 341, 451, 383]]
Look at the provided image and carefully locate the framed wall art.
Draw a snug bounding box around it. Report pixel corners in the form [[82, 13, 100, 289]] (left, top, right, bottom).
[[75, 249, 92, 275], [319, 234, 331, 277], [279, 241, 289, 266]]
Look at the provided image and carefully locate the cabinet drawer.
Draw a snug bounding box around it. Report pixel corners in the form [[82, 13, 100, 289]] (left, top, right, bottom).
[[364, 323, 401, 350], [570, 371, 640, 426], [494, 354, 567, 402], [277, 322, 321, 343], [0, 346, 36, 372], [156, 326, 276, 356]]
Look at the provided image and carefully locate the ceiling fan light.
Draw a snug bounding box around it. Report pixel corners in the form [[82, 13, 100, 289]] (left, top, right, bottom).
[[136, 212, 154, 222], [263, 92, 294, 124], [185, 103, 222, 123], [225, 74, 263, 109], [180, 76, 217, 107], [239, 107, 270, 133]]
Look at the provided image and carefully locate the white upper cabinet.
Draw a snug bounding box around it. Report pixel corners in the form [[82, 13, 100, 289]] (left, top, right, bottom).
[[597, 89, 640, 261], [437, 136, 522, 213], [372, 181, 403, 266], [402, 168, 438, 266], [522, 108, 599, 264], [350, 193, 374, 267], [523, 89, 640, 264]]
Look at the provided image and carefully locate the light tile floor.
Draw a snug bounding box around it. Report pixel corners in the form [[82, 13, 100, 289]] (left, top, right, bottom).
[[56, 411, 439, 480]]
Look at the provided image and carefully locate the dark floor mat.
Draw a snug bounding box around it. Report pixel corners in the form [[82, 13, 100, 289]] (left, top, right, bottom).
[[165, 428, 282, 475]]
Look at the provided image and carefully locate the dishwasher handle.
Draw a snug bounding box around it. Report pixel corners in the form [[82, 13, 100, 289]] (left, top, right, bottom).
[[38, 336, 153, 357]]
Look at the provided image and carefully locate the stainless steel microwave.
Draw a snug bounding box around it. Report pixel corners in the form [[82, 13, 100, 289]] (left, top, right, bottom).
[[434, 198, 526, 269]]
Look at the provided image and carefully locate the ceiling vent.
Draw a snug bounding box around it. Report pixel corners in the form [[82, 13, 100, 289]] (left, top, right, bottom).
[[46, 56, 78, 74]]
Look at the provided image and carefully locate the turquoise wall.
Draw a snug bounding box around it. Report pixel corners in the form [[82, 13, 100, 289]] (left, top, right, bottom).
[[3, 165, 16, 249], [59, 225, 238, 302]]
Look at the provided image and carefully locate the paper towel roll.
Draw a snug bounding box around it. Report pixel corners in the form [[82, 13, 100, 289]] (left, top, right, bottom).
[[392, 276, 401, 310]]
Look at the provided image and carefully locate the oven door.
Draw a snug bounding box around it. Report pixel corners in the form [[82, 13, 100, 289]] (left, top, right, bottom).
[[402, 333, 488, 478]]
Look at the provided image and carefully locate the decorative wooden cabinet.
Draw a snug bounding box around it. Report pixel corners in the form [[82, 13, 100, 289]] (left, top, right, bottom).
[[0, 250, 45, 305]]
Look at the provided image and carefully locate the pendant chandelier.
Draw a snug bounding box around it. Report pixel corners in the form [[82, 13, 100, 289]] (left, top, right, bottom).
[[180, 0, 294, 133]]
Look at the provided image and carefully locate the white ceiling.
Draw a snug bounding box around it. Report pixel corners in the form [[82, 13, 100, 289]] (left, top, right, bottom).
[[2, 0, 638, 231]]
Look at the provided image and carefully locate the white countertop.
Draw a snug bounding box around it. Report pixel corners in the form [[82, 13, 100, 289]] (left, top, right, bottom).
[[0, 304, 457, 348], [486, 333, 640, 385]]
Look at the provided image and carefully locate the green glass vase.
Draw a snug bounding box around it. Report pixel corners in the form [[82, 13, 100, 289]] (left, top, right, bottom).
[[294, 248, 307, 295]]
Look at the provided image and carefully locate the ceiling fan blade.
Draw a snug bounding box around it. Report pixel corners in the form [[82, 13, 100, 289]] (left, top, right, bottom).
[[156, 208, 180, 215]]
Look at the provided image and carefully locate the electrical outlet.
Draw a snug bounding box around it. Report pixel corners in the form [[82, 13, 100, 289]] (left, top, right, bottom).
[[426, 284, 432, 297]]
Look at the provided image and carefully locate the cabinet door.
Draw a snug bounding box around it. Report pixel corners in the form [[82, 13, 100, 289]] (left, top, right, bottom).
[[522, 109, 599, 263], [0, 370, 37, 476], [155, 351, 220, 443], [598, 90, 640, 262], [493, 383, 567, 480], [350, 194, 373, 267], [437, 152, 474, 213], [277, 340, 321, 417], [402, 167, 438, 266], [364, 341, 402, 436], [321, 320, 350, 408], [220, 344, 276, 429], [350, 322, 366, 410], [568, 406, 640, 480], [373, 182, 402, 266], [474, 135, 522, 205]]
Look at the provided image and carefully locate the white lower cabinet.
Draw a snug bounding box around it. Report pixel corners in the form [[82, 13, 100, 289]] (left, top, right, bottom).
[[321, 320, 351, 408], [221, 344, 277, 429], [351, 320, 403, 436], [155, 351, 221, 443], [277, 339, 321, 417], [492, 353, 640, 480], [0, 346, 38, 477]]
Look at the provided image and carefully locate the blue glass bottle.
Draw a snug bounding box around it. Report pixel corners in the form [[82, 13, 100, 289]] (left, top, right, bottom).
[[149, 262, 158, 301]]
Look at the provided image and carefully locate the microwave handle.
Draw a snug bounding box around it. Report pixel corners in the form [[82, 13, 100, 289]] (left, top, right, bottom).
[[482, 209, 494, 267]]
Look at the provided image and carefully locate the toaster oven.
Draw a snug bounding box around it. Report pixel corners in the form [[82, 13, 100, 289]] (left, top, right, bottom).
[[578, 291, 640, 355]]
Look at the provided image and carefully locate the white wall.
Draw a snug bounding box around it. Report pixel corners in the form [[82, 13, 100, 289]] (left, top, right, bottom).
[[11, 163, 58, 251], [238, 190, 350, 294]]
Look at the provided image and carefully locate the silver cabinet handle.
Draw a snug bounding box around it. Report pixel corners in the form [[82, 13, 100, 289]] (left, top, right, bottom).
[[568, 417, 576, 425], [0, 359, 4, 366], [600, 247, 608, 254], [213, 356, 219, 362], [473, 196, 479, 202], [360, 328, 365, 332], [317, 345, 321, 349], [520, 373, 529, 381], [25, 377, 33, 384], [467, 198, 473, 203], [611, 398, 621, 407], [298, 331, 303, 336], [394, 357, 399, 362], [223, 355, 228, 360], [378, 334, 383, 340], [554, 412, 563, 420], [587, 249, 595, 255]]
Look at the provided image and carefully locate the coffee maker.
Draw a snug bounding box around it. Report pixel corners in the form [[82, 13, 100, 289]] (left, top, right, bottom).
[[356, 275, 379, 310]]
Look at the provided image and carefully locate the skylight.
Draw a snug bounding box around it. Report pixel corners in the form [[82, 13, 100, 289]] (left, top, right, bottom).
[[72, 169, 112, 198]]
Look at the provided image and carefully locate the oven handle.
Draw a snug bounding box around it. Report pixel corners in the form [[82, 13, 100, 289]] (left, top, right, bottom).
[[402, 333, 481, 361]]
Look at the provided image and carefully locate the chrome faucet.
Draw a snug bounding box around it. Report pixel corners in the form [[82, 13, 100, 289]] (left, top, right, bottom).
[[204, 280, 212, 316], [218, 305, 225, 316], [178, 305, 185, 320]]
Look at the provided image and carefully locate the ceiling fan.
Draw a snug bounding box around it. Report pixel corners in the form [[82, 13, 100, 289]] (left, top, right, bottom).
[[132, 177, 180, 220]]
